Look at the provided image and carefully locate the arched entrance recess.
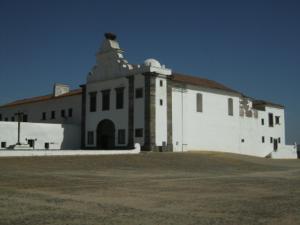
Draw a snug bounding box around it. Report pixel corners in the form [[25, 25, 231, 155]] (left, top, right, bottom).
[[96, 119, 115, 149]]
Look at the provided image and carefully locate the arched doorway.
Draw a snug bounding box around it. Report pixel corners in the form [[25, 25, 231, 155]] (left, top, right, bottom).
[[97, 119, 115, 149]]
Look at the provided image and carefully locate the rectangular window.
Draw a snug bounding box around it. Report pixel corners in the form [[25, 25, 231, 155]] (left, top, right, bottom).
[[102, 90, 110, 111], [275, 116, 280, 124], [42, 112, 46, 120], [228, 98, 233, 116], [61, 109, 65, 118], [261, 119, 264, 125], [135, 128, 143, 138], [11, 116, 15, 121], [270, 137, 273, 143], [160, 80, 163, 87], [0, 114, 2, 121], [1, 142, 6, 148], [160, 99, 163, 106], [278, 137, 281, 143], [44, 142, 50, 149], [115, 87, 124, 109], [135, 88, 143, 98], [68, 108, 73, 117], [118, 129, 126, 144], [23, 114, 28, 122], [268, 113, 274, 127], [262, 136, 265, 143], [196, 93, 203, 112], [51, 111, 55, 119], [89, 92, 97, 112], [87, 131, 94, 145]]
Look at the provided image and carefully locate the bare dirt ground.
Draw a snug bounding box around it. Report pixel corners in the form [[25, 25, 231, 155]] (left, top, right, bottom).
[[0, 152, 299, 225]]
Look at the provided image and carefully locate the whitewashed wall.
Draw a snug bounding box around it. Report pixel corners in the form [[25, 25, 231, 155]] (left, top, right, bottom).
[[0, 94, 81, 125], [0, 122, 80, 150], [172, 84, 287, 157]]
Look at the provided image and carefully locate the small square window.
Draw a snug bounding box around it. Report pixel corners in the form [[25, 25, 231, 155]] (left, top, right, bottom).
[[135, 128, 143, 138], [1, 142, 6, 148], [135, 88, 143, 98], [241, 139, 245, 143]]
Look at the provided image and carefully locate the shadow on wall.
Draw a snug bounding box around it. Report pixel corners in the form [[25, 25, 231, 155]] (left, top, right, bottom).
[[61, 124, 81, 150]]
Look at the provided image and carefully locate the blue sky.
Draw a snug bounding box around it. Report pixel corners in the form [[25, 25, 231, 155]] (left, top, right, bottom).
[[0, 0, 299, 144]]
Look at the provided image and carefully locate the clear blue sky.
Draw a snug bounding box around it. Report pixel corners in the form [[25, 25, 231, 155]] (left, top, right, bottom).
[[0, 0, 299, 144]]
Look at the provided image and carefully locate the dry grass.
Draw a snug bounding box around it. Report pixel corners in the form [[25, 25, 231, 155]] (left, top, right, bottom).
[[0, 152, 299, 225]]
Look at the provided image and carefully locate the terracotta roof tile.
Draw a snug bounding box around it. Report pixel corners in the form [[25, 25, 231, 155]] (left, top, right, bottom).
[[0, 88, 82, 108], [171, 72, 241, 94]]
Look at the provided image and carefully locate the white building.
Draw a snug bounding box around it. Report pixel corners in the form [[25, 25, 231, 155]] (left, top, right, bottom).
[[0, 33, 297, 158]]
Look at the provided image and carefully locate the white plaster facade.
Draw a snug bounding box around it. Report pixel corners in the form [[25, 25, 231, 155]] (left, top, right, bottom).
[[0, 33, 297, 159]]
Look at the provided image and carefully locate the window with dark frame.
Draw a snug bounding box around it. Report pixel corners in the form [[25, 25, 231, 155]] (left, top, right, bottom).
[[118, 129, 126, 144], [228, 98, 233, 116], [1, 142, 6, 148], [262, 136, 265, 143], [135, 88, 143, 98], [135, 128, 143, 137], [196, 93, 203, 112], [261, 119, 264, 125], [160, 99, 163, 106], [268, 113, 274, 127], [89, 92, 97, 112], [51, 111, 55, 119], [115, 87, 124, 109], [68, 108, 73, 117], [102, 89, 110, 111], [275, 116, 280, 124], [42, 112, 46, 120], [45, 142, 50, 149], [87, 131, 94, 145], [61, 109, 65, 118], [23, 114, 28, 122], [160, 80, 163, 87]]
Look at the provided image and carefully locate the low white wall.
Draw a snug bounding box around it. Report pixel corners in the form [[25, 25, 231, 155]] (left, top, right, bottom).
[[271, 145, 298, 159], [0, 144, 140, 157], [0, 121, 81, 150]]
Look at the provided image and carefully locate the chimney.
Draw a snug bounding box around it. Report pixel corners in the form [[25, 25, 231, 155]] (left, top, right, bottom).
[[53, 83, 70, 97]]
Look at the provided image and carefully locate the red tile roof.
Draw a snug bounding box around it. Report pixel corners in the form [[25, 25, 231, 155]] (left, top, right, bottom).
[[0, 88, 82, 109], [171, 72, 241, 94]]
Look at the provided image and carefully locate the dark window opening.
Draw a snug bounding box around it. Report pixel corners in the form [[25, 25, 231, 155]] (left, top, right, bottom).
[[115, 88, 124, 109], [118, 129, 126, 144], [270, 137, 273, 143], [102, 90, 110, 111], [22, 114, 28, 122], [262, 136, 265, 143], [11, 117, 15, 121], [1, 142, 6, 148], [261, 119, 264, 125], [275, 116, 280, 124], [241, 139, 245, 143], [160, 99, 163, 106], [27, 139, 35, 148], [228, 98, 233, 116], [5, 118, 8, 121], [135, 88, 143, 98], [268, 113, 274, 127], [42, 112, 46, 120], [89, 92, 97, 112], [0, 114, 2, 121], [61, 110, 65, 118], [87, 131, 94, 145], [51, 111, 55, 119], [196, 93, 203, 112], [44, 142, 49, 149], [278, 138, 281, 143], [160, 80, 163, 87], [135, 128, 143, 138], [68, 108, 73, 117]]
